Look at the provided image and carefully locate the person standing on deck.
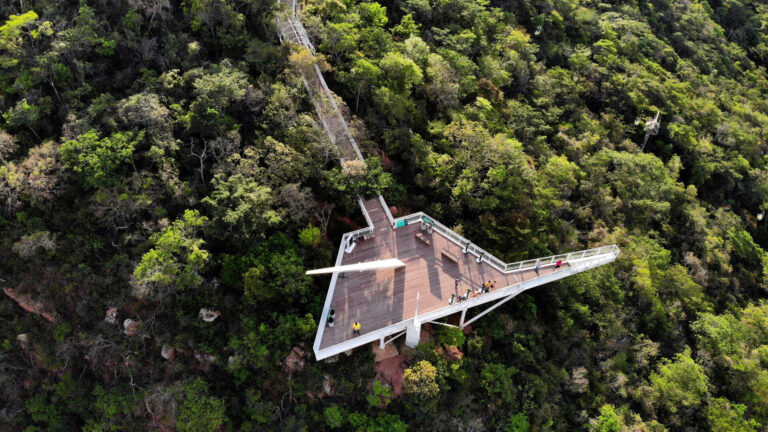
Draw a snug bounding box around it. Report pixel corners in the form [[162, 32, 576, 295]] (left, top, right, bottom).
[[555, 260, 563, 269], [454, 277, 460, 299], [535, 259, 541, 276], [352, 322, 361, 335]]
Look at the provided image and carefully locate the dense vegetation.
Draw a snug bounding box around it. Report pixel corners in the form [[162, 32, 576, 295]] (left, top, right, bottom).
[[2, 0, 768, 430]]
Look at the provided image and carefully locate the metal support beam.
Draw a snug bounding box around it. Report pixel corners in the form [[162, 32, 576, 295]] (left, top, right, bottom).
[[459, 309, 467, 327], [461, 292, 519, 329], [381, 330, 406, 347]]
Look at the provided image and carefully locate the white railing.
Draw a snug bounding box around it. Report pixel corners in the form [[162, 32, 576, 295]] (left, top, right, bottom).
[[276, 0, 365, 163], [358, 196, 373, 229], [379, 195, 394, 226], [313, 224, 374, 355], [392, 211, 619, 275], [314, 244, 620, 359]]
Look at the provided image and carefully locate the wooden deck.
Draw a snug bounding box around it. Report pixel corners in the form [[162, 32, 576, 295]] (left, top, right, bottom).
[[319, 198, 569, 350]]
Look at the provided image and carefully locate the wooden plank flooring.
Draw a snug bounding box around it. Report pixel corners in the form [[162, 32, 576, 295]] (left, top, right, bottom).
[[319, 198, 569, 349]]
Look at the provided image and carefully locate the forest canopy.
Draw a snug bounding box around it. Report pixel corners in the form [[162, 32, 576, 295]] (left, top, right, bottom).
[[2, 0, 768, 430]]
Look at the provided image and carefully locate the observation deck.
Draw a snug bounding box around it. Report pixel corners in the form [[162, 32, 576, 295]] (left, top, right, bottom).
[[275, 0, 620, 361], [313, 197, 620, 360]]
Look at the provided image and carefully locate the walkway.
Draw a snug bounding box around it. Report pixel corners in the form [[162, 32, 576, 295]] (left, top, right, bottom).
[[275, 0, 619, 360], [276, 0, 363, 162]]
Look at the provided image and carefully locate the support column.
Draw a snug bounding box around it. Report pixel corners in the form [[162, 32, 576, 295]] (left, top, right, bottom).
[[405, 319, 421, 348], [460, 308, 467, 328], [379, 337, 385, 350]]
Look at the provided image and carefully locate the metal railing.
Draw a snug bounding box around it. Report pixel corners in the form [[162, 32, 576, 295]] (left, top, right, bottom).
[[276, 0, 364, 163], [358, 196, 373, 230], [392, 211, 619, 275]]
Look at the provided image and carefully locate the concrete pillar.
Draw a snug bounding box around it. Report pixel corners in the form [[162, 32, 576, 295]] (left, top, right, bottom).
[[379, 337, 385, 349], [405, 319, 421, 348]]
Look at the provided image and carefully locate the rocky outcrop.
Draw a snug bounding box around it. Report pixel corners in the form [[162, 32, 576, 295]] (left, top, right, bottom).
[[443, 345, 463, 362], [123, 319, 139, 337], [194, 351, 217, 364], [283, 346, 307, 375], [104, 307, 118, 325], [373, 355, 407, 397], [161, 345, 175, 361], [198, 308, 221, 322], [3, 287, 56, 322]]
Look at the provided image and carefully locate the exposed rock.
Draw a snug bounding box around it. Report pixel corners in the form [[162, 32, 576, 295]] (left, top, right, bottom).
[[198, 308, 221, 322], [161, 345, 175, 361], [3, 287, 56, 322], [371, 341, 399, 362], [419, 323, 434, 344], [194, 351, 217, 364], [16, 333, 29, 349], [323, 375, 334, 397], [568, 366, 589, 394], [283, 346, 306, 374], [443, 345, 463, 362], [373, 355, 407, 397], [104, 307, 118, 325], [123, 319, 139, 337]]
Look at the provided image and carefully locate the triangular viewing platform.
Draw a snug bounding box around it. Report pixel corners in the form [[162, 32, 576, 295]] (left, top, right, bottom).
[[311, 197, 620, 360]]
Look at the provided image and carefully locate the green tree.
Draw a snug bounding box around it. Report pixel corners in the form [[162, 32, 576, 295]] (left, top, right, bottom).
[[83, 386, 144, 432], [320, 22, 359, 63], [298, 224, 322, 248], [481, 363, 517, 405], [648, 348, 709, 418], [392, 14, 421, 39], [60, 130, 141, 189], [202, 173, 283, 243], [324, 405, 345, 429], [131, 210, 209, 301], [379, 51, 423, 94], [328, 157, 397, 204], [338, 58, 381, 111], [187, 61, 250, 133], [707, 398, 761, 432], [182, 0, 246, 50], [177, 378, 227, 432], [590, 405, 622, 432], [242, 234, 310, 303], [229, 314, 316, 373], [505, 413, 530, 432]]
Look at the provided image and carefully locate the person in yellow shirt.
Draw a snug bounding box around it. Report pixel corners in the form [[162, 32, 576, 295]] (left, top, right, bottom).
[[352, 321, 361, 335]]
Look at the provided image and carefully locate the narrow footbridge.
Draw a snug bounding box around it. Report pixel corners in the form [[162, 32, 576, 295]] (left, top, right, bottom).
[[276, 0, 620, 360]]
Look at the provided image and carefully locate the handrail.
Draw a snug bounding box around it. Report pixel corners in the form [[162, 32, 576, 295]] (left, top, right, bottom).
[[379, 195, 394, 227], [358, 196, 373, 229], [276, 0, 364, 162], [392, 211, 619, 275]]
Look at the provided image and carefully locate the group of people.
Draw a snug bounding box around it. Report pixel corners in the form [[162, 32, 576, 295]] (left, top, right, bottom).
[[349, 258, 567, 334], [449, 277, 496, 304]]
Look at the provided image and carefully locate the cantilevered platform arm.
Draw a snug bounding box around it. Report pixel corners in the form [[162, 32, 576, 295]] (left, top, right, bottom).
[[306, 259, 405, 275]]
